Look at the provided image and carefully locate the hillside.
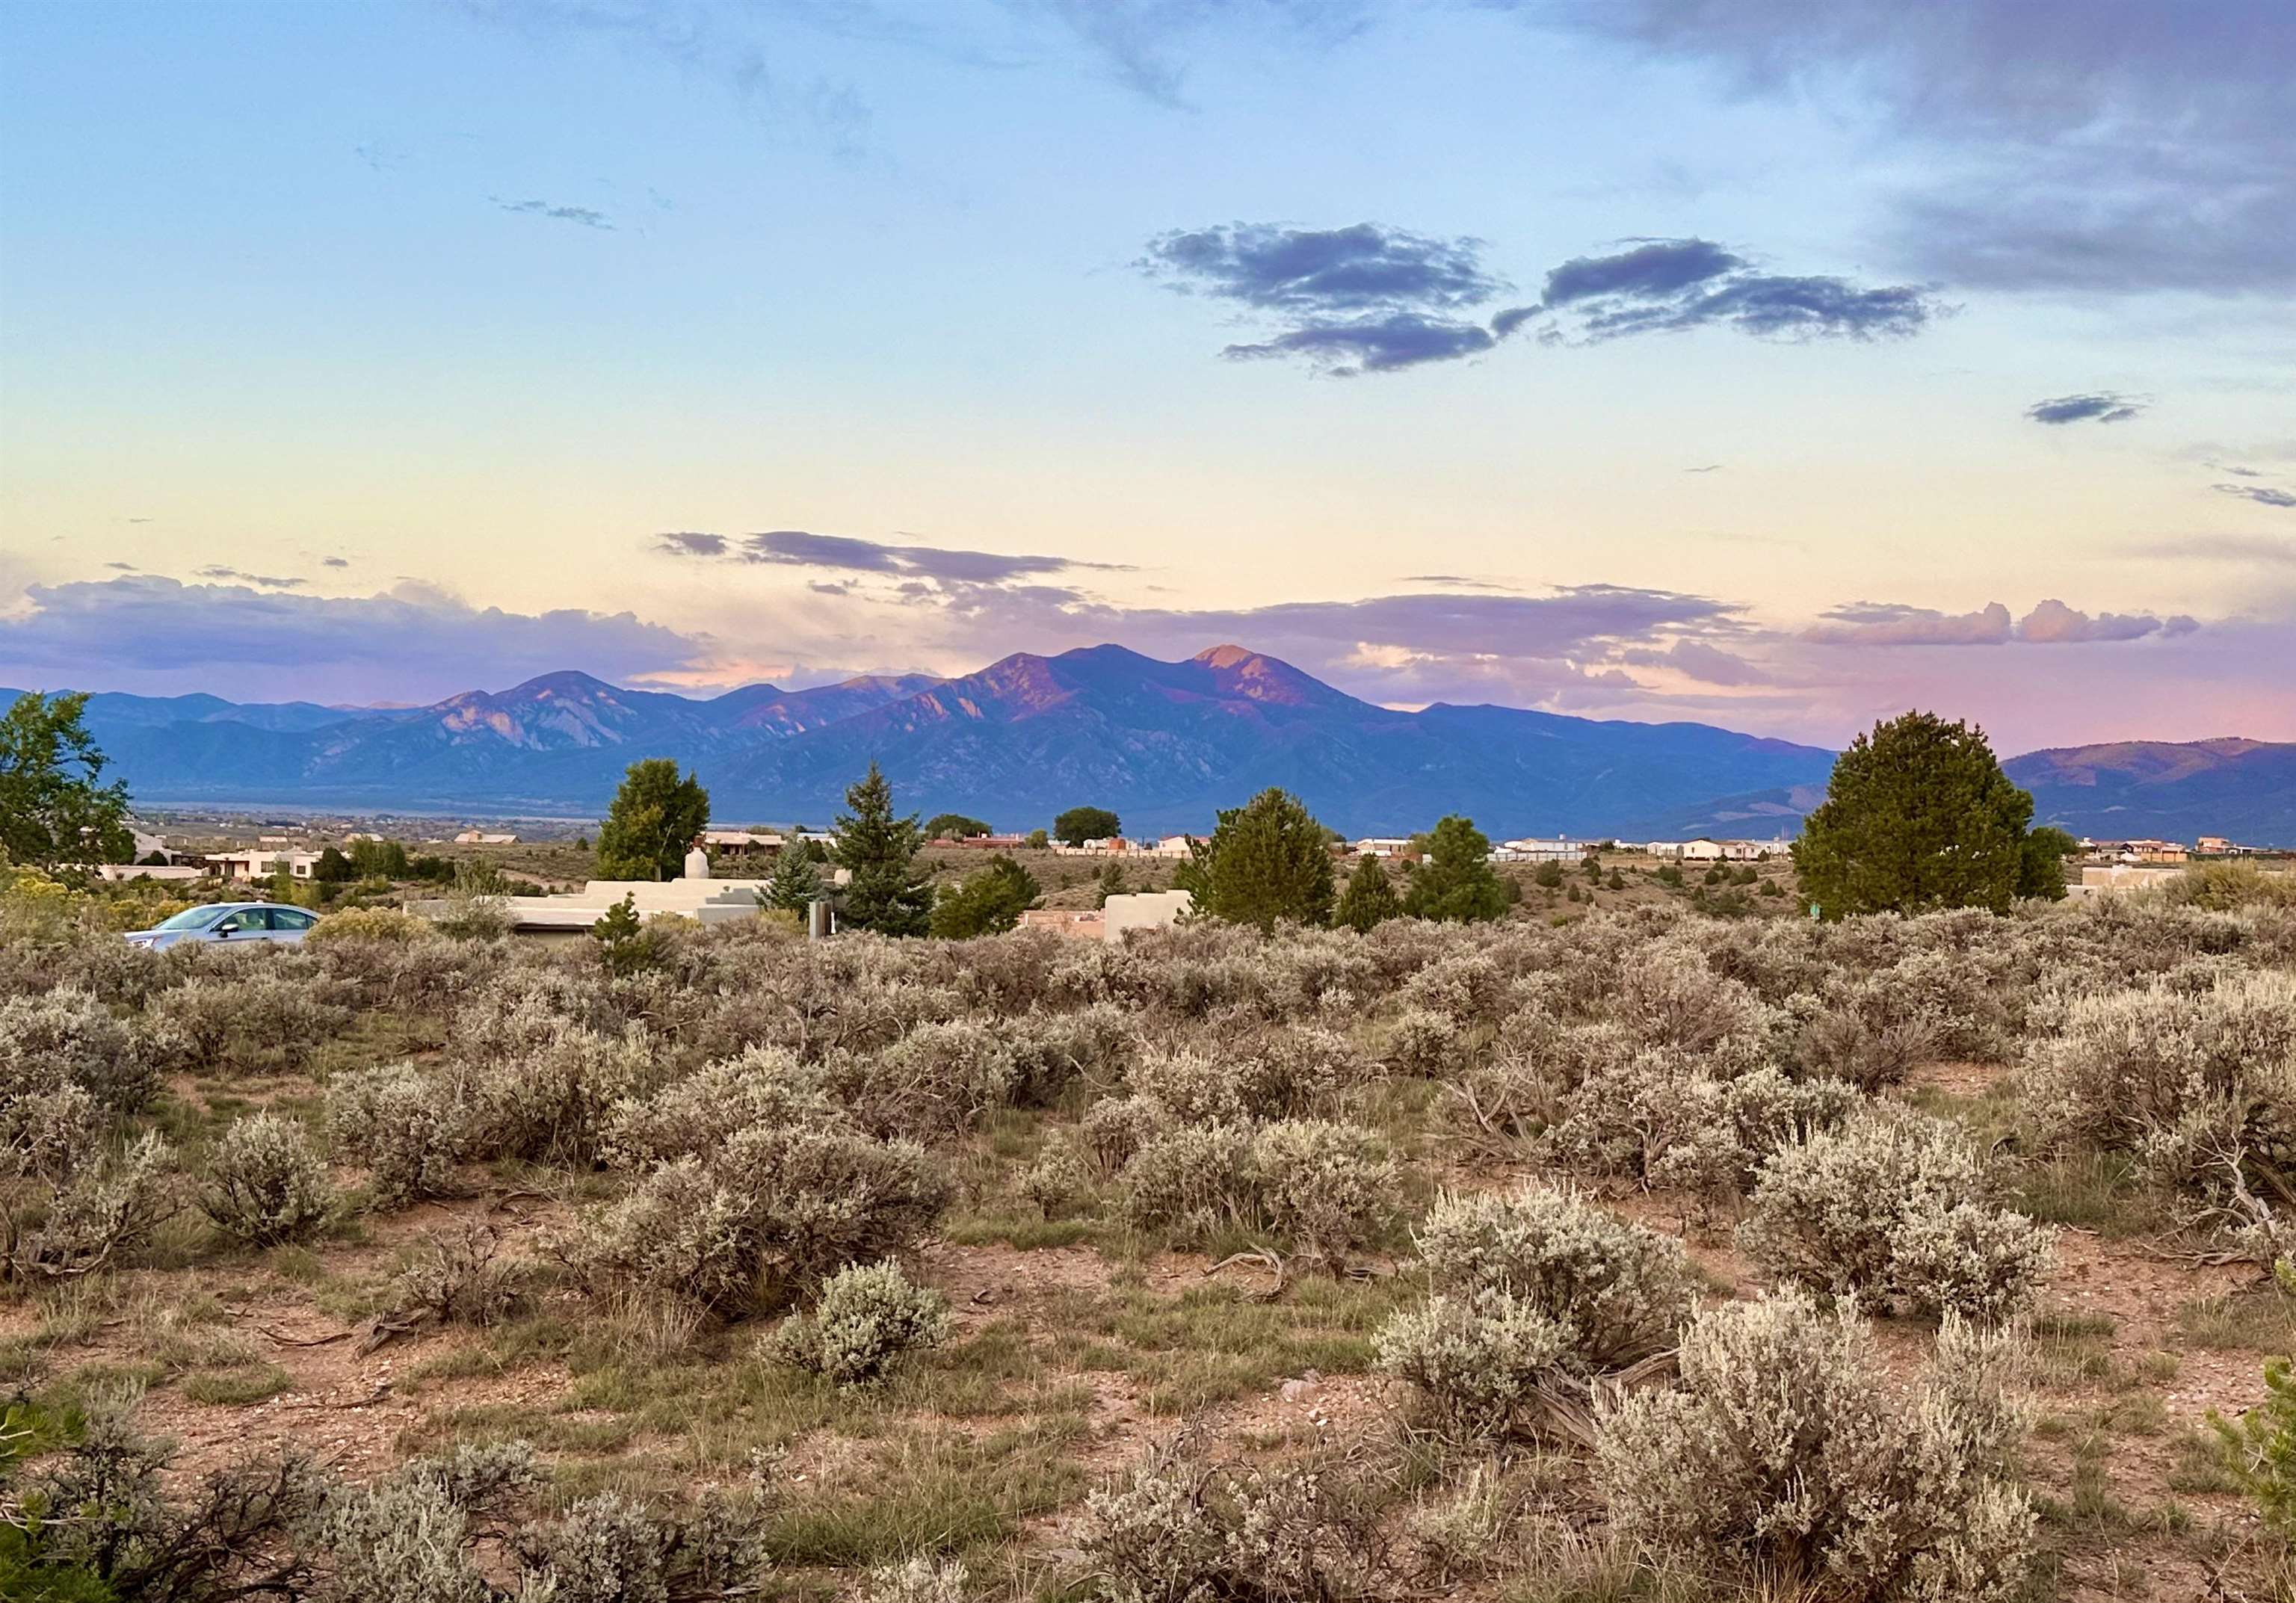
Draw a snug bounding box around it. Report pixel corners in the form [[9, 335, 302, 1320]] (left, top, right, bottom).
[[2007, 738, 2296, 842]]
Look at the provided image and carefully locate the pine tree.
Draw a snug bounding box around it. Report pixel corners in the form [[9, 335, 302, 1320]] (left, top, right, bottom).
[[1792, 711, 2036, 918], [1093, 859, 1130, 908], [1333, 853, 1400, 932], [596, 759, 709, 881], [1402, 815, 1508, 923], [832, 762, 932, 936], [1175, 787, 1335, 930], [761, 845, 824, 912]]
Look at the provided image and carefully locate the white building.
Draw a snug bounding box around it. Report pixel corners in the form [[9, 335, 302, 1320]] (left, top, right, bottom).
[[207, 849, 323, 883], [1499, 837, 1595, 862], [454, 830, 518, 845], [1679, 839, 1726, 862], [1350, 838, 1416, 858]]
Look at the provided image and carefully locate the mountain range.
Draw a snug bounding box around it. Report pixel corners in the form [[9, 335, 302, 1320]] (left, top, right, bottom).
[[12, 646, 2291, 841]]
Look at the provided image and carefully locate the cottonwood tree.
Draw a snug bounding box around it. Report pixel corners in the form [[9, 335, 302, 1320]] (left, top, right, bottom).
[[0, 692, 132, 867], [1402, 815, 1508, 923], [595, 759, 709, 881], [1333, 853, 1400, 932], [1793, 711, 2040, 918], [833, 762, 933, 936], [1053, 806, 1121, 847], [1176, 787, 1334, 930], [924, 813, 993, 841]]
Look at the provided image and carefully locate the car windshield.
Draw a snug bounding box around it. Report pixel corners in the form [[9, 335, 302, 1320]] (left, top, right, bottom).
[[152, 905, 231, 931]]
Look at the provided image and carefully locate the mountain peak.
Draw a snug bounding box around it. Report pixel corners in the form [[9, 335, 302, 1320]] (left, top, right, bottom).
[[503, 670, 619, 700], [1193, 644, 1256, 669]]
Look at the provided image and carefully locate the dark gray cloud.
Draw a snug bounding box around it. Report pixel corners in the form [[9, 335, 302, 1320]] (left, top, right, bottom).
[[322, 556, 351, 569], [194, 565, 306, 590], [1802, 597, 2193, 646], [1143, 221, 1507, 313], [1142, 220, 1509, 374], [654, 528, 1129, 584], [2217, 484, 2296, 510], [492, 197, 612, 229], [1223, 313, 1497, 374], [105, 561, 138, 571], [1541, 237, 1743, 305], [1682, 464, 1723, 474], [1546, 0, 2296, 295], [2026, 392, 2145, 425], [1499, 239, 1939, 342], [0, 575, 709, 702]]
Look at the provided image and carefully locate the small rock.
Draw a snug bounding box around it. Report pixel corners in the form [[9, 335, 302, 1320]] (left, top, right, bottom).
[[1280, 1377, 1321, 1403]]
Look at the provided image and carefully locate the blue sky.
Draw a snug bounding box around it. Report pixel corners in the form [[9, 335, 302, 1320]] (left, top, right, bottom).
[[2, 0, 2291, 748]]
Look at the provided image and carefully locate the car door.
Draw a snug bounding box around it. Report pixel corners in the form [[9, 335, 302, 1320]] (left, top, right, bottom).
[[271, 907, 317, 944], [210, 907, 268, 944]]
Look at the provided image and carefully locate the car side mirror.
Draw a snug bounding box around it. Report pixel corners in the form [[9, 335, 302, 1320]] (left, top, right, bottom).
[[216, 925, 232, 936]]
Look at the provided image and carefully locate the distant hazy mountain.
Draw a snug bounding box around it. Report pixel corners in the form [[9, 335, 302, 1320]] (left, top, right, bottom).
[[16, 655, 2287, 841], [2007, 738, 2296, 843]]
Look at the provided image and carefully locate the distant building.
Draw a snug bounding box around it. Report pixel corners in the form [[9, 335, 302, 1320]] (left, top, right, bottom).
[[1144, 835, 1198, 859], [207, 849, 322, 882], [1016, 889, 1193, 942], [928, 833, 1026, 849], [2197, 836, 2232, 855], [700, 830, 784, 862], [454, 830, 518, 845], [1679, 839, 1726, 862], [1017, 908, 1106, 939], [1350, 838, 1416, 859], [1498, 838, 1593, 862]]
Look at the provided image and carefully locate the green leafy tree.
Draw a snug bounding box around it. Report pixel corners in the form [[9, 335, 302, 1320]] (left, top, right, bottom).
[[931, 853, 1042, 938], [348, 838, 411, 879], [1052, 806, 1121, 847], [312, 846, 355, 883], [833, 762, 933, 936], [924, 813, 993, 841], [761, 845, 824, 913], [2017, 825, 2079, 902], [1175, 788, 1335, 930], [1404, 815, 1509, 922], [1792, 711, 2037, 918], [0, 693, 132, 867], [1025, 828, 1049, 850], [595, 759, 710, 881], [1333, 853, 1400, 932]]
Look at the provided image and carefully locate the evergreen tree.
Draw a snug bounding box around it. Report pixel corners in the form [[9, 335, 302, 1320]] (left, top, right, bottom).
[[1333, 853, 1400, 932], [761, 845, 824, 913], [2017, 826, 2079, 902], [931, 853, 1042, 938], [0, 692, 132, 866], [312, 846, 356, 883], [833, 762, 932, 936], [1175, 787, 1335, 930], [1053, 806, 1121, 847], [1792, 711, 2036, 918], [1093, 858, 1130, 908], [595, 759, 709, 881], [1403, 815, 1509, 922]]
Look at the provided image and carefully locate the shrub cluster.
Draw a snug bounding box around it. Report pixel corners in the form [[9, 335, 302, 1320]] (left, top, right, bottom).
[[1739, 1105, 2052, 1321], [764, 1258, 951, 1386], [199, 1110, 333, 1245], [1596, 1289, 2037, 1600], [1081, 1439, 1373, 1603], [1117, 1117, 1398, 1265]]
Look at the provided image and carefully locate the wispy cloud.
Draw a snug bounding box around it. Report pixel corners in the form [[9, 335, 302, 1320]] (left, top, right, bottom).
[[321, 556, 351, 569], [653, 528, 1131, 586], [194, 565, 306, 590], [2026, 392, 2146, 425], [2217, 484, 2296, 510], [491, 196, 613, 229]]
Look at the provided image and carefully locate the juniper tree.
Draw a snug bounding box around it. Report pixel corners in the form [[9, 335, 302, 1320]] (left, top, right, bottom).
[[1333, 853, 1400, 933], [1176, 788, 1335, 930], [595, 759, 709, 881], [1403, 815, 1508, 923]]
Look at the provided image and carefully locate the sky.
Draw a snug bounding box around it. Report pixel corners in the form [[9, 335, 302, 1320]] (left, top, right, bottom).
[[1, 0, 2292, 753]]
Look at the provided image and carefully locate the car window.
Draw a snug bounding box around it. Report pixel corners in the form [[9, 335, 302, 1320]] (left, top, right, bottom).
[[274, 909, 315, 930], [220, 909, 271, 933], [155, 905, 229, 931]]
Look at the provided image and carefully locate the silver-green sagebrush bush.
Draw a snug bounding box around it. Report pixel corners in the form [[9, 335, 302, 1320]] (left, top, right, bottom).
[[1378, 1186, 1694, 1438], [326, 1062, 466, 1209], [1740, 1104, 2052, 1321], [1117, 1117, 1398, 1264], [1595, 1288, 2037, 1601], [8, 1130, 180, 1281], [0, 986, 157, 1118], [1081, 1439, 1373, 1603], [199, 1110, 333, 1245], [765, 1258, 951, 1386]]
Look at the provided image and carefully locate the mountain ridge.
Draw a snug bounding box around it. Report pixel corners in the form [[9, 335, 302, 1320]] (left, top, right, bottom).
[[8, 652, 2289, 841]]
